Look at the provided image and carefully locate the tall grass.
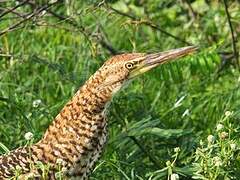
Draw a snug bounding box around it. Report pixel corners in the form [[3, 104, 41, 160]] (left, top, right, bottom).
[[0, 0, 240, 179]]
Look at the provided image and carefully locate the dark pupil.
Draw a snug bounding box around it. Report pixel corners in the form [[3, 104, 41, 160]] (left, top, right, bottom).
[[127, 63, 133, 68]]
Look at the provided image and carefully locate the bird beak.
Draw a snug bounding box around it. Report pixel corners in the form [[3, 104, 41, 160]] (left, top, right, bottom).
[[129, 46, 198, 78]]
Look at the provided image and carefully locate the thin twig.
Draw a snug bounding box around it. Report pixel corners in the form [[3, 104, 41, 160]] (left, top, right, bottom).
[[0, 13, 32, 36], [95, 19, 120, 55], [15, 0, 119, 55], [0, 2, 59, 37], [143, 21, 192, 46], [223, 0, 239, 67], [41, 5, 119, 55], [16, 0, 89, 38], [0, 7, 26, 18], [128, 136, 160, 167], [0, 0, 28, 19], [99, 39, 119, 55], [184, 0, 196, 19], [37, 20, 117, 55], [107, 5, 192, 46], [16, 0, 96, 52]]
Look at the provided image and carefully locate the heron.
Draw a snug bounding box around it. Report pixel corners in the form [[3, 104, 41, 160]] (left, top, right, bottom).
[[0, 46, 197, 179]]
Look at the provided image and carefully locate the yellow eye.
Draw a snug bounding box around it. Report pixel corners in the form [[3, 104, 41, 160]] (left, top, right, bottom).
[[125, 62, 134, 69]]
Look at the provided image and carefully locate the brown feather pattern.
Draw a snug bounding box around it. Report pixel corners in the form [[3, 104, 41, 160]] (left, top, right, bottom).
[[0, 54, 143, 179]]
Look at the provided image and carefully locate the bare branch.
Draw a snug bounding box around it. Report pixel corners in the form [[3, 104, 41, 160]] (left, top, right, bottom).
[[183, 0, 196, 19], [12, 0, 119, 55], [15, 0, 96, 51], [99, 39, 119, 55], [223, 0, 239, 67], [107, 5, 193, 46], [0, 1, 59, 37], [0, 0, 28, 19]]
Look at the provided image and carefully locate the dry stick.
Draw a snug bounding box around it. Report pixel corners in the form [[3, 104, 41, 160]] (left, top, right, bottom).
[[16, 0, 87, 37], [0, 7, 26, 19], [45, 11, 112, 55], [128, 136, 160, 168], [0, 13, 34, 36], [99, 39, 119, 55], [184, 0, 196, 19], [44, 8, 119, 55], [96, 19, 120, 55], [108, 5, 192, 46], [17, 0, 78, 28], [45, 11, 93, 49], [0, 2, 59, 37], [223, 0, 239, 67], [15, 1, 86, 38], [144, 21, 192, 46], [16, 0, 117, 55], [0, 0, 28, 19]]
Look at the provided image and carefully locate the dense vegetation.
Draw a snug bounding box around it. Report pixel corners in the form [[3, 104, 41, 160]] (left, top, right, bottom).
[[0, 0, 240, 179]]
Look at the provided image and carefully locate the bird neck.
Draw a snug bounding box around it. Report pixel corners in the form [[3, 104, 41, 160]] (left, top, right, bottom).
[[75, 69, 121, 114], [31, 69, 122, 176], [40, 69, 121, 143], [78, 74, 113, 114]]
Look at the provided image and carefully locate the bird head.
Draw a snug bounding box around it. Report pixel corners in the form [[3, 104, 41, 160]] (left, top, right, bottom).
[[97, 46, 197, 94]]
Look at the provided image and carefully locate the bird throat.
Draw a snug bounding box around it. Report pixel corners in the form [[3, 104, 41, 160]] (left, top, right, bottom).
[[30, 70, 122, 178], [0, 68, 123, 179]]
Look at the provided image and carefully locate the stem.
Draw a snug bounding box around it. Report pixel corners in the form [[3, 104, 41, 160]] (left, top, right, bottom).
[[223, 0, 239, 67], [128, 136, 160, 167]]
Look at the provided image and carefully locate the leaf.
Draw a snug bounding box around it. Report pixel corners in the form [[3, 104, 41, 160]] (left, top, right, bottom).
[[129, 127, 192, 139], [0, 142, 10, 154]]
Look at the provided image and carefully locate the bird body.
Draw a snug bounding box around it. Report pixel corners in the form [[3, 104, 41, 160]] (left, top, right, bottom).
[[0, 47, 197, 179]]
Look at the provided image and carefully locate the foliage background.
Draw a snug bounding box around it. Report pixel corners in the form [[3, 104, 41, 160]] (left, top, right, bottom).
[[0, 0, 240, 179]]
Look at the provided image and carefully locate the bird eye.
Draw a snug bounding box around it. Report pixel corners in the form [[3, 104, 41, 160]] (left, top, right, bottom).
[[125, 62, 134, 69]]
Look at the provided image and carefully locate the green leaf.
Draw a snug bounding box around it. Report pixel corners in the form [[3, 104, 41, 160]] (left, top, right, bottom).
[[129, 127, 192, 139]]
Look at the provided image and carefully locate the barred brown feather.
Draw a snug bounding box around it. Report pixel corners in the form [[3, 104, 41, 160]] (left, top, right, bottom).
[[0, 54, 143, 179], [0, 47, 197, 179]]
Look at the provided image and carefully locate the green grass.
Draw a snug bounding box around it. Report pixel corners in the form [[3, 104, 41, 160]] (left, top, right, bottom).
[[0, 0, 240, 179]]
